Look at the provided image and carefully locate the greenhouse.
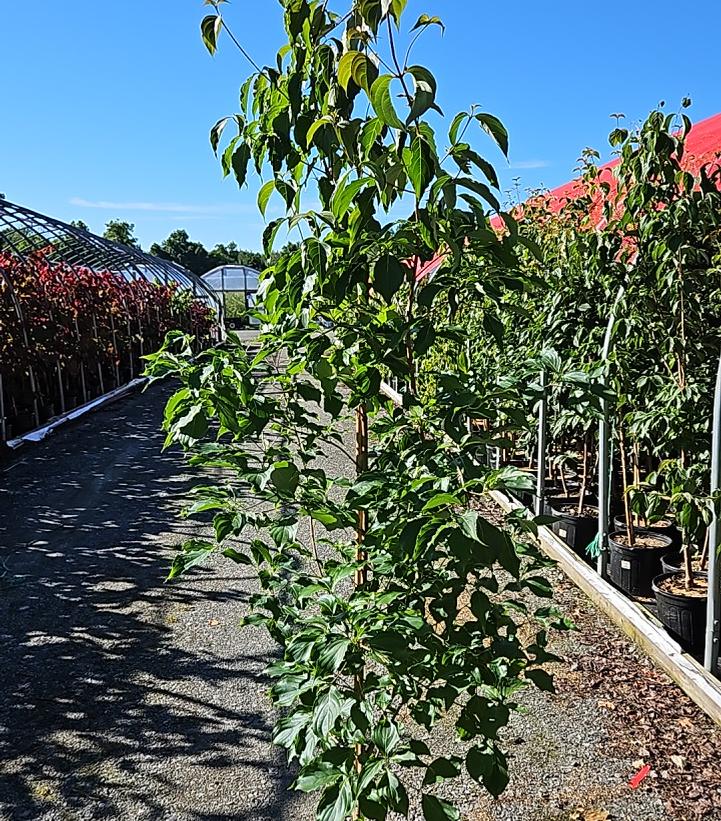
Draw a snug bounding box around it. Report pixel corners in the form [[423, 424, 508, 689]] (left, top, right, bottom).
[[0, 198, 220, 444], [201, 264, 261, 329]]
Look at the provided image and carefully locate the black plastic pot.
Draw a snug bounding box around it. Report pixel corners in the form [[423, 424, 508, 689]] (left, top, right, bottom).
[[607, 530, 672, 598], [547, 496, 598, 563], [652, 571, 708, 652], [612, 516, 681, 550], [661, 551, 683, 575]]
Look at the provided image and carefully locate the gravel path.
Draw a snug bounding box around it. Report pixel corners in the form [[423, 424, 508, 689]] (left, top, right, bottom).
[[0, 382, 307, 820], [1, 382, 720, 820]]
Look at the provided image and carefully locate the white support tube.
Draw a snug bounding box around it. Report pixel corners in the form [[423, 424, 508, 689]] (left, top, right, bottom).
[[597, 285, 625, 578], [535, 369, 548, 516], [704, 355, 721, 672]]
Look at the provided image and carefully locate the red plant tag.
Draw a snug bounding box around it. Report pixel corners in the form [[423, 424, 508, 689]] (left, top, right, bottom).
[[629, 764, 651, 789]]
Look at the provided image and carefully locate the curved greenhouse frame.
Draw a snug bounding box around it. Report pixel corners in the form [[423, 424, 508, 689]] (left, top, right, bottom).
[[0, 198, 221, 444]]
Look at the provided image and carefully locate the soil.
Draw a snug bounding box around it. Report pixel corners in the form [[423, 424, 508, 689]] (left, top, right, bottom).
[[555, 503, 599, 518], [656, 574, 708, 599], [612, 532, 669, 549]]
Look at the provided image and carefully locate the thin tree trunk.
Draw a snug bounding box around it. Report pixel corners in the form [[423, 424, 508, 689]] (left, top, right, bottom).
[[699, 527, 710, 572], [683, 536, 695, 590], [559, 461, 569, 497]]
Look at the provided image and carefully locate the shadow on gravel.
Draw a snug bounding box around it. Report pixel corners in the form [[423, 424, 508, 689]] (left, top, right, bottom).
[[0, 385, 295, 820]]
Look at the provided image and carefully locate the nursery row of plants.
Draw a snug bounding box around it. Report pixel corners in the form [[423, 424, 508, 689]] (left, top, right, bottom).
[[422, 104, 721, 660], [0, 247, 216, 443]]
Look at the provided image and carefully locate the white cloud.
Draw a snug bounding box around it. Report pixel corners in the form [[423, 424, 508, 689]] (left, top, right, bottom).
[[69, 197, 254, 215], [508, 160, 551, 170]]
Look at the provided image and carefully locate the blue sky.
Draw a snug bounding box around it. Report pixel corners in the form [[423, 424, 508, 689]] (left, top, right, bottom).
[[2, 0, 720, 251]]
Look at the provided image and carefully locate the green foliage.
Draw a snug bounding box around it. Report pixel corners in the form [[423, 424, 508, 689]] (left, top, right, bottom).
[[145, 2, 570, 819], [103, 219, 139, 248]]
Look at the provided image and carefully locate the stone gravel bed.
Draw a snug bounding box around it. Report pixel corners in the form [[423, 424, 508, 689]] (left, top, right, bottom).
[[2, 381, 720, 820]]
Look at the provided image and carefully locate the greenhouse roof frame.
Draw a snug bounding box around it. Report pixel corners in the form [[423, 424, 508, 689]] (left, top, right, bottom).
[[0, 197, 220, 308]]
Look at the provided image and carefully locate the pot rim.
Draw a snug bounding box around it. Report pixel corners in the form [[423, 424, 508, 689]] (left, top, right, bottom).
[[608, 529, 672, 551], [652, 570, 709, 603]]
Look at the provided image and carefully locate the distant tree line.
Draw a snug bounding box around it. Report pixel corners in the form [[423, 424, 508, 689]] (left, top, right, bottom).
[[66, 218, 293, 277]]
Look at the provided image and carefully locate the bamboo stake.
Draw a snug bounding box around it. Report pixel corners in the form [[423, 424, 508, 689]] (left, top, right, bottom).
[[577, 434, 589, 517], [354, 402, 368, 779], [619, 426, 635, 546]]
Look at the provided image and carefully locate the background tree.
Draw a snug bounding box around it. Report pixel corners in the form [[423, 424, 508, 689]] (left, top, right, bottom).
[[70, 219, 89, 232], [150, 229, 215, 275], [103, 219, 139, 248]]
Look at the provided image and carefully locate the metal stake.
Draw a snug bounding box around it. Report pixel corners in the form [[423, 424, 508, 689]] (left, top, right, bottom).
[[535, 369, 548, 516], [704, 354, 721, 671], [597, 284, 625, 578]]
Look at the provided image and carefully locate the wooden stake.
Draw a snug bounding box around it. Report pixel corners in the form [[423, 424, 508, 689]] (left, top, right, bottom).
[[619, 427, 635, 546]]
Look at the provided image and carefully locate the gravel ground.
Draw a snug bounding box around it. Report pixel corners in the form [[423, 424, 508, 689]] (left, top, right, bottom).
[[1, 380, 720, 820]]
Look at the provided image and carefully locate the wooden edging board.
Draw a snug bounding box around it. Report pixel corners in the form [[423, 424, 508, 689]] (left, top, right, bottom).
[[489, 488, 721, 729]]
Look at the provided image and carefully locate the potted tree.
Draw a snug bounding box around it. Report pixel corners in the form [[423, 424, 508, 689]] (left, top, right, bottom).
[[643, 460, 720, 651]]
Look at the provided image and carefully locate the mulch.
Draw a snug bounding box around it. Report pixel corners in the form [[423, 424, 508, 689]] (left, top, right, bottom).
[[553, 573, 721, 820]]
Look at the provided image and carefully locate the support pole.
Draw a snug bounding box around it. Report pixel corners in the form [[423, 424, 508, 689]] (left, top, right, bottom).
[[535, 369, 548, 516], [0, 372, 6, 443], [704, 354, 721, 672], [598, 284, 625, 578]]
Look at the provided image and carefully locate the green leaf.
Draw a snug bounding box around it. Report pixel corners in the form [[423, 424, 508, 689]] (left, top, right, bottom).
[[465, 744, 509, 797], [407, 65, 438, 122], [422, 493, 461, 512], [313, 688, 344, 736], [372, 254, 406, 302], [270, 460, 300, 495], [331, 176, 372, 219], [523, 575, 553, 598], [449, 111, 469, 145], [200, 14, 222, 55], [175, 404, 208, 440], [317, 780, 353, 821], [231, 142, 251, 188], [404, 133, 434, 200], [338, 51, 377, 93], [273, 710, 310, 748], [476, 112, 509, 158], [422, 756, 461, 785], [167, 539, 215, 581], [421, 794, 460, 821], [294, 763, 341, 793], [411, 14, 446, 33], [258, 179, 275, 217], [317, 635, 350, 675], [370, 75, 405, 130], [372, 721, 400, 754], [210, 116, 229, 155]]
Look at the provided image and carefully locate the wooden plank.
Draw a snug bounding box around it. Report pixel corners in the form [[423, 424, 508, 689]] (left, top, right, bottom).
[[490, 489, 721, 728]]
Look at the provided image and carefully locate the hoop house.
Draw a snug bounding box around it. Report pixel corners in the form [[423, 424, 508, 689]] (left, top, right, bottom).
[[201, 264, 261, 330], [0, 198, 220, 444]]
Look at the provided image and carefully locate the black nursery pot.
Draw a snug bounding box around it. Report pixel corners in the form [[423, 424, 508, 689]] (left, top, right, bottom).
[[660, 551, 683, 575], [652, 571, 708, 653], [607, 530, 672, 598], [612, 516, 682, 549], [547, 496, 599, 564]]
